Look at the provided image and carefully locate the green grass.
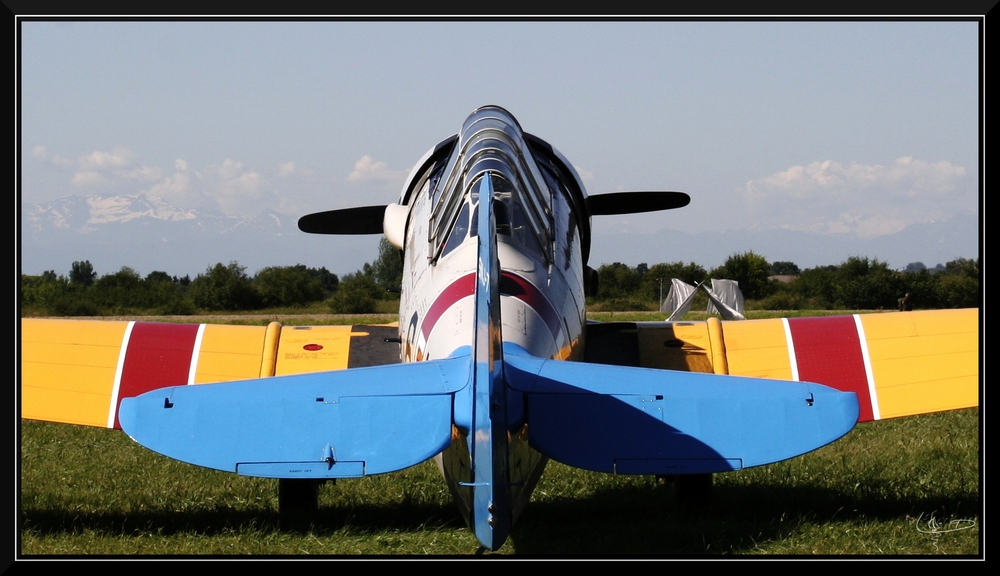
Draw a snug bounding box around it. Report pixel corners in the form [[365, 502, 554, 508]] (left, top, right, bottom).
[[20, 409, 979, 556]]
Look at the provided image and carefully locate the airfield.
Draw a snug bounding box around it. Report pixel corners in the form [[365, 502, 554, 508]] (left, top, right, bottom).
[[20, 312, 980, 556]]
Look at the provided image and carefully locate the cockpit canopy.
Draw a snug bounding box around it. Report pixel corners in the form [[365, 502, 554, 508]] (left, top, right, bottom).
[[396, 105, 592, 265], [428, 106, 554, 263]]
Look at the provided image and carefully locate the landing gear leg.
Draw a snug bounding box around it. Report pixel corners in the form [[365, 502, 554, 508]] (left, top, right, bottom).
[[675, 473, 713, 506], [278, 479, 328, 528], [279, 478, 321, 513]]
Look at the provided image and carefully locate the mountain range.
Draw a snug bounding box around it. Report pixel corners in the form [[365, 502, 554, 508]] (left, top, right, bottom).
[[20, 193, 980, 279]]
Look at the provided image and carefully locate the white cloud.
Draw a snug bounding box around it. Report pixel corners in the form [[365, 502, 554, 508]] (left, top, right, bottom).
[[51, 154, 74, 168], [348, 155, 403, 182], [212, 158, 246, 180], [573, 165, 594, 182], [32, 144, 74, 167], [278, 161, 313, 178], [64, 147, 169, 191], [202, 158, 266, 216], [118, 165, 163, 181], [143, 172, 192, 205], [175, 159, 188, 171], [78, 147, 134, 170], [71, 170, 107, 187], [742, 157, 972, 237]]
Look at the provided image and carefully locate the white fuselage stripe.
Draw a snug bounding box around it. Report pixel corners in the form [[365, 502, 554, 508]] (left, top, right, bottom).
[[187, 324, 207, 385], [108, 321, 136, 428], [782, 317, 800, 381], [853, 314, 880, 420]]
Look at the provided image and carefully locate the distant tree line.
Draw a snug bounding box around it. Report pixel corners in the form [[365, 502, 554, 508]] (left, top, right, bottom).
[[21, 260, 341, 317], [592, 252, 980, 312], [20, 246, 977, 316]]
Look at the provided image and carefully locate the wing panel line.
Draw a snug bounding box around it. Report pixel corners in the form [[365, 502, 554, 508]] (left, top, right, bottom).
[[853, 314, 881, 420], [781, 318, 799, 381], [187, 323, 207, 385], [107, 321, 136, 428]]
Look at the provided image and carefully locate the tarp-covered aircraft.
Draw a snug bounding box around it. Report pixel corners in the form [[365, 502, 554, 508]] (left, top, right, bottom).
[[21, 106, 979, 551]]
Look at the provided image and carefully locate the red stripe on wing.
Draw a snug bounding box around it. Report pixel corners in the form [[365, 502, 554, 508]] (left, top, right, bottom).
[[114, 322, 200, 429], [787, 316, 872, 422]]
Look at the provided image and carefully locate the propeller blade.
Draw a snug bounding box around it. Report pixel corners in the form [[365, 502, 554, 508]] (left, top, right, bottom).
[[587, 191, 690, 216], [298, 205, 387, 235]]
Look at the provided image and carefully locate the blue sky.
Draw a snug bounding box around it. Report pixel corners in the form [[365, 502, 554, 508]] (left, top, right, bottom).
[[19, 20, 981, 276]]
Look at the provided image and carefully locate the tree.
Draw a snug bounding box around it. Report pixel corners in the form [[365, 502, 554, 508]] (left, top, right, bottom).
[[791, 265, 838, 309], [770, 261, 801, 276], [145, 270, 174, 284], [596, 262, 641, 300], [369, 238, 404, 291], [86, 266, 188, 313], [639, 262, 707, 303], [711, 251, 773, 300], [944, 257, 978, 278], [254, 265, 325, 307], [936, 258, 979, 308], [69, 260, 96, 287], [91, 266, 144, 310], [328, 273, 381, 314], [188, 262, 261, 311], [20, 272, 71, 314], [306, 266, 339, 294], [834, 256, 901, 310]]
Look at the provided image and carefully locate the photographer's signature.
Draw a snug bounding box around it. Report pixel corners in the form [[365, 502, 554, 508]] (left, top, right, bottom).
[[913, 512, 977, 536]]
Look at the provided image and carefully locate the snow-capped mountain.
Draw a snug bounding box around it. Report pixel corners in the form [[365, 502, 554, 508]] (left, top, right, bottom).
[[20, 193, 382, 278], [19, 193, 980, 279]]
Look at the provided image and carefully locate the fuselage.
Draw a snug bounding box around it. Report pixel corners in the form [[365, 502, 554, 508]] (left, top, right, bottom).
[[389, 106, 591, 547], [396, 106, 589, 363]]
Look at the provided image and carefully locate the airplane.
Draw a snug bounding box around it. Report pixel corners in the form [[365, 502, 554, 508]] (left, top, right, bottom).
[[20, 105, 979, 552]]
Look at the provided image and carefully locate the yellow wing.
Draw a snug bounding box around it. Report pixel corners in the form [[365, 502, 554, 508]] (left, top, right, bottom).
[[20, 319, 400, 429], [585, 308, 979, 422]]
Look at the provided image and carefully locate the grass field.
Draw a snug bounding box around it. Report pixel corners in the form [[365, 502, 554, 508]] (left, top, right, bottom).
[[19, 311, 981, 556]]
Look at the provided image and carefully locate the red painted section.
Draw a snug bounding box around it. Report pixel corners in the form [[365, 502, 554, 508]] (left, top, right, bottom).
[[421, 273, 476, 340], [418, 271, 562, 344], [787, 316, 873, 422], [114, 322, 200, 429]]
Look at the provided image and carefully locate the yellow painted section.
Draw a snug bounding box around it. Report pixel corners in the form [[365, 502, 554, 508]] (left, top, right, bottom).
[[706, 317, 728, 375], [860, 309, 979, 419], [260, 322, 281, 377], [21, 319, 128, 428], [720, 318, 794, 380], [192, 324, 271, 384], [274, 325, 357, 376], [635, 322, 714, 373], [19, 320, 398, 427]]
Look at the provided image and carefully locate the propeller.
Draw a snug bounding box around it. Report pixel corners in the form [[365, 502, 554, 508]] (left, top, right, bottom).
[[298, 205, 387, 235], [587, 191, 690, 216]]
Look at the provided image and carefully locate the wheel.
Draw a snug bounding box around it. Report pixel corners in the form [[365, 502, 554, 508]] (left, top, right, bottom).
[[675, 473, 712, 506]]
